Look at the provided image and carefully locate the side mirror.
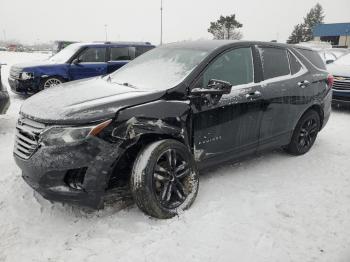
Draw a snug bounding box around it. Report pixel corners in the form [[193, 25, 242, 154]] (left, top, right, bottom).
[[326, 59, 334, 64], [72, 58, 81, 65], [191, 79, 232, 96]]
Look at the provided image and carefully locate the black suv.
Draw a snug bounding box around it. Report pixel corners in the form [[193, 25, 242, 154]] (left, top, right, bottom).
[[0, 64, 10, 114], [14, 41, 332, 219]]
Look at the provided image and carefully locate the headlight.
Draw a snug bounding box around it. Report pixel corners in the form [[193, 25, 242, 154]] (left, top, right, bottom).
[[20, 72, 34, 80], [40, 120, 112, 146]]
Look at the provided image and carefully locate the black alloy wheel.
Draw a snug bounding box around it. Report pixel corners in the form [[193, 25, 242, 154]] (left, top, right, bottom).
[[285, 109, 320, 155], [131, 139, 199, 219]]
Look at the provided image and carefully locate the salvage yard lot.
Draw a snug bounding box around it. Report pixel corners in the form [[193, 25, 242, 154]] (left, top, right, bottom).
[[1, 51, 350, 262]]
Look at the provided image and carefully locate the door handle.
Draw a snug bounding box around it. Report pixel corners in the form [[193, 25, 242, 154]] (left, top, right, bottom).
[[297, 80, 310, 88], [245, 90, 262, 100]]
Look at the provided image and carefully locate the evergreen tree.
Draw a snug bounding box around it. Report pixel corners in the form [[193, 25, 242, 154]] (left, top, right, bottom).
[[208, 15, 243, 40], [287, 24, 305, 44], [287, 3, 325, 44], [303, 3, 325, 41]]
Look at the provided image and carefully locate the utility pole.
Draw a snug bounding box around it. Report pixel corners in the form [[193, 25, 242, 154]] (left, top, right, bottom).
[[104, 24, 108, 42], [160, 0, 163, 45]]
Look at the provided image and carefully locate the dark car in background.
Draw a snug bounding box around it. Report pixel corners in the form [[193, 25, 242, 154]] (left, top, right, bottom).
[[0, 64, 10, 114], [9, 41, 155, 95], [14, 41, 332, 219], [53, 40, 78, 54]]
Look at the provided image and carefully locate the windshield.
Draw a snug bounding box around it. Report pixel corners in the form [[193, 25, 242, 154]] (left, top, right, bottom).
[[48, 43, 81, 63], [109, 47, 209, 90], [334, 53, 350, 66]]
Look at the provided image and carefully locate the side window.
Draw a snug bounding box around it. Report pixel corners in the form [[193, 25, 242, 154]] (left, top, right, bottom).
[[135, 46, 155, 57], [288, 51, 303, 75], [78, 47, 106, 63], [259, 47, 290, 80], [202, 47, 254, 87], [297, 49, 326, 69], [110, 47, 135, 61]]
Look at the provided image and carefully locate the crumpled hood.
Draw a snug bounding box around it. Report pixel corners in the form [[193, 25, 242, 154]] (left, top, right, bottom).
[[20, 77, 165, 125], [327, 63, 350, 77]]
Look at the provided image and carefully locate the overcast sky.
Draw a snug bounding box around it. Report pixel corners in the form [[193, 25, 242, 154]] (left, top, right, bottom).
[[0, 0, 349, 45]]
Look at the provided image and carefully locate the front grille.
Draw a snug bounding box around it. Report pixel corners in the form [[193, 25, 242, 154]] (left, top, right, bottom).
[[14, 118, 46, 159], [9, 66, 22, 80], [333, 75, 350, 90]]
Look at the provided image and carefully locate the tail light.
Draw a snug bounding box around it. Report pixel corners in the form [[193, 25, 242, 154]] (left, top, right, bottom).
[[327, 74, 334, 89]]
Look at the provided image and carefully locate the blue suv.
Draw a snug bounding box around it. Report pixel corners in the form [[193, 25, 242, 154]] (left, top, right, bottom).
[[9, 42, 155, 95]]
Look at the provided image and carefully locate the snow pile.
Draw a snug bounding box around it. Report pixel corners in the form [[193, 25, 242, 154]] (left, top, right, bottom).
[[1, 52, 350, 262]]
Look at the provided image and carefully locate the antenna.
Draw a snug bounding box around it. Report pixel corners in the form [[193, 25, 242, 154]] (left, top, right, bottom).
[[160, 0, 163, 45]]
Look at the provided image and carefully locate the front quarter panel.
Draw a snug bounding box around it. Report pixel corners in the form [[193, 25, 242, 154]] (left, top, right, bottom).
[[107, 100, 192, 150]]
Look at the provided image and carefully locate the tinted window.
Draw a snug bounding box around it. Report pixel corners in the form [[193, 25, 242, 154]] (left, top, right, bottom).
[[202, 47, 254, 87], [288, 51, 303, 75], [110, 47, 134, 61], [136, 46, 155, 57], [78, 47, 106, 62], [259, 47, 290, 79], [297, 49, 326, 69]]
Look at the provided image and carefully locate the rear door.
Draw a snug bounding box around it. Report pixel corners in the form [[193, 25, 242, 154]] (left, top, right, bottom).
[[191, 46, 264, 163], [257, 46, 308, 149], [107, 46, 135, 74], [69, 46, 108, 80]]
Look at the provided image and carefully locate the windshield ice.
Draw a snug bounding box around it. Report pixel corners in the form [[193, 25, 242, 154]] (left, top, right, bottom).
[[48, 43, 81, 63], [108, 47, 209, 90], [334, 53, 350, 66]]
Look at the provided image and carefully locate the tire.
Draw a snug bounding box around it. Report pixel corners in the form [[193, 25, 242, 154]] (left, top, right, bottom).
[[130, 139, 199, 219], [285, 110, 320, 155], [40, 77, 64, 90]]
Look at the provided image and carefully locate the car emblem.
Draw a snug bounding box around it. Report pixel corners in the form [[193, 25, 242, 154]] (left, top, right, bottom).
[[334, 76, 346, 81], [18, 119, 23, 126]]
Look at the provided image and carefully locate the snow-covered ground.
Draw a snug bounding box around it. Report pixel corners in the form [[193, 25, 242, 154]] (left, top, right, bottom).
[[1, 51, 350, 262]]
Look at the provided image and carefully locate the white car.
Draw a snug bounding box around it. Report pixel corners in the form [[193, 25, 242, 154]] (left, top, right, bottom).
[[327, 53, 350, 105]]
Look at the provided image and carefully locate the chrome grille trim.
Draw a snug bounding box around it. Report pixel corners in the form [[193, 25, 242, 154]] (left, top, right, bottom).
[[333, 75, 350, 90], [14, 118, 46, 160]]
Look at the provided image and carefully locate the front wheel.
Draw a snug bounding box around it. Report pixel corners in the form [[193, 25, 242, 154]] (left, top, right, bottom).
[[41, 77, 64, 90], [130, 139, 199, 219], [284, 110, 320, 155]]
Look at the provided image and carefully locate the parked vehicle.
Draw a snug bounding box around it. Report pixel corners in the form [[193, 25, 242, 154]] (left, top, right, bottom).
[[14, 41, 332, 218], [52, 40, 78, 54], [318, 48, 350, 64], [8, 42, 155, 95], [327, 53, 350, 105], [0, 64, 10, 114]]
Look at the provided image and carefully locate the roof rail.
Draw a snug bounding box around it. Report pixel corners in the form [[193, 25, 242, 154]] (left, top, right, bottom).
[[92, 41, 152, 45]]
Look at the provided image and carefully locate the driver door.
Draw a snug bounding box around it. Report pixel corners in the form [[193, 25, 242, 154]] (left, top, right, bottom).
[[191, 46, 264, 164], [69, 47, 108, 80]]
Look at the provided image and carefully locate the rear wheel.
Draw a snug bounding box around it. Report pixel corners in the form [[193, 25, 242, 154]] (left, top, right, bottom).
[[285, 110, 320, 155], [130, 139, 199, 219]]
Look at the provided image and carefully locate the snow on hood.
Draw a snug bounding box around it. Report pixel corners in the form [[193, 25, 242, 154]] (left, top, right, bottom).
[[12, 60, 58, 70], [20, 77, 165, 125], [327, 63, 350, 77]]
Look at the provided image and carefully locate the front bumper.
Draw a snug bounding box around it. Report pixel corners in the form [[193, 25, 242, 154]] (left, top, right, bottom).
[[332, 89, 350, 104], [14, 136, 123, 209], [0, 90, 10, 114], [8, 77, 39, 95]]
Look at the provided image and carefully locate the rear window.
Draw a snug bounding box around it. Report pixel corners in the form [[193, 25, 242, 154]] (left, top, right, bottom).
[[259, 47, 290, 80], [297, 49, 326, 69]]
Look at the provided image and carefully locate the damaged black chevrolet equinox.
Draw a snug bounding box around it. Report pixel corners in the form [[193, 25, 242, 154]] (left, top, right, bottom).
[[14, 41, 332, 219]]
